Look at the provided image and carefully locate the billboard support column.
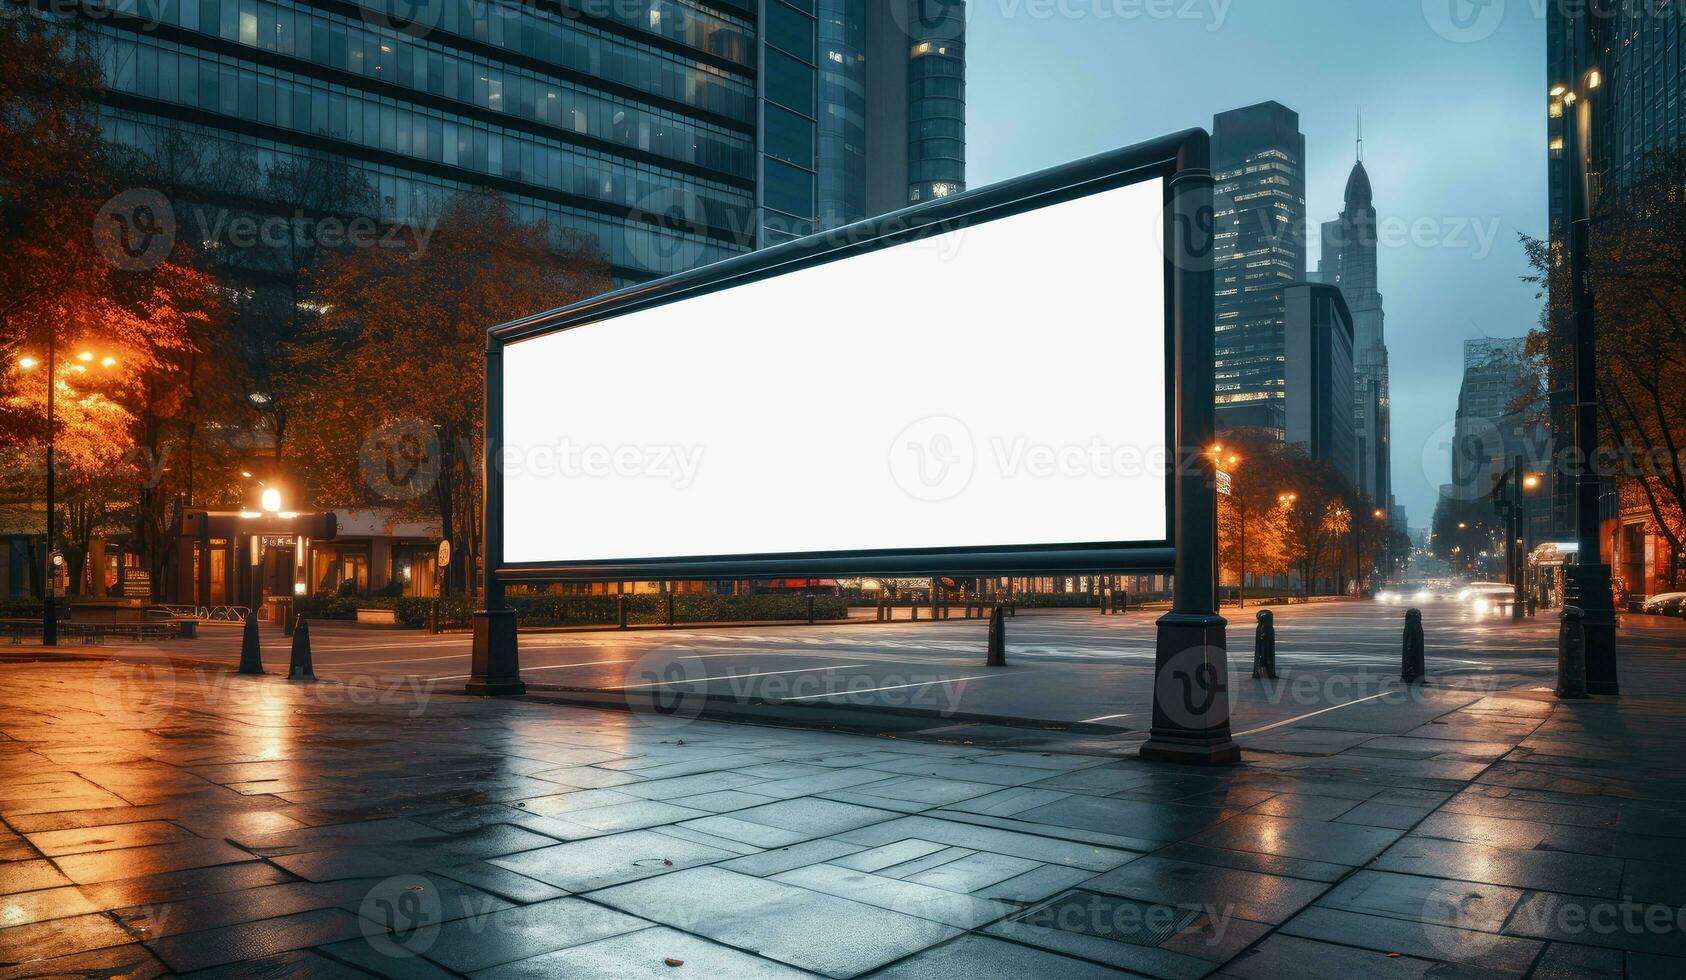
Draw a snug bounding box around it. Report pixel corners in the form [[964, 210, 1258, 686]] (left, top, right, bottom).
[[1142, 131, 1240, 766], [467, 338, 525, 697]]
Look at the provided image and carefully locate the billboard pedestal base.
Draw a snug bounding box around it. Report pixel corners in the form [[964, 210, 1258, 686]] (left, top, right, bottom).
[[1140, 612, 1240, 766], [466, 609, 525, 696]]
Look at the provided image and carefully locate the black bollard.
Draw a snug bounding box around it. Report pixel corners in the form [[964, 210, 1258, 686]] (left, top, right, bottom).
[[282, 599, 296, 637], [1253, 609, 1277, 679], [1402, 608, 1426, 683], [617, 595, 628, 629], [805, 594, 815, 624], [238, 612, 265, 675], [1120, 590, 1129, 613], [288, 618, 316, 681], [1556, 606, 1589, 699], [1099, 590, 1109, 616], [666, 593, 676, 627], [911, 603, 918, 622], [986, 605, 1006, 666]]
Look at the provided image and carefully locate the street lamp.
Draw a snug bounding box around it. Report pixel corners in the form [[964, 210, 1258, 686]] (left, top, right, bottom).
[[1554, 20, 1619, 693], [15, 345, 120, 644]]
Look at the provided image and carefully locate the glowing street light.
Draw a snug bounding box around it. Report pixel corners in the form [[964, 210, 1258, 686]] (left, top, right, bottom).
[[261, 487, 283, 513]]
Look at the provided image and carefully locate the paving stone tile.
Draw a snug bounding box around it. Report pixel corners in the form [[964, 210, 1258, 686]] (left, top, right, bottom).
[[1014, 794, 1236, 843], [1621, 859, 1686, 906], [616, 771, 765, 800], [175, 948, 364, 979], [904, 850, 1042, 893], [469, 925, 813, 979], [972, 864, 1099, 904], [1317, 870, 1525, 932], [860, 758, 1058, 787], [673, 814, 808, 848], [0, 943, 165, 980], [269, 848, 414, 882], [730, 798, 898, 837], [1629, 950, 1686, 978], [74, 861, 295, 911], [834, 815, 1140, 871], [773, 863, 1014, 928], [666, 790, 778, 812], [141, 908, 366, 972], [923, 808, 1163, 853], [1189, 813, 1404, 866], [0, 884, 99, 928], [23, 821, 197, 857], [877, 845, 976, 879], [1221, 933, 1448, 979], [651, 823, 766, 855], [816, 789, 936, 814], [1372, 836, 1625, 897], [590, 866, 960, 977], [404, 897, 648, 973], [939, 786, 1071, 817], [0, 859, 71, 894], [830, 839, 950, 873], [1152, 841, 1352, 883], [861, 933, 1138, 979], [551, 799, 710, 834], [428, 860, 571, 903], [51, 839, 256, 885], [1503, 890, 1686, 957], [842, 775, 1005, 807], [716, 838, 866, 877], [1161, 909, 1274, 964], [488, 829, 736, 892], [1521, 940, 1623, 978], [1250, 794, 1362, 820], [1083, 856, 1328, 925], [983, 912, 1215, 979], [1281, 905, 1543, 975], [1334, 800, 1437, 830], [0, 911, 136, 965]]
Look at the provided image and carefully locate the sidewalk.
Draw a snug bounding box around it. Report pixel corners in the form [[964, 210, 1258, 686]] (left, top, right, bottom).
[[1, 625, 1684, 978]]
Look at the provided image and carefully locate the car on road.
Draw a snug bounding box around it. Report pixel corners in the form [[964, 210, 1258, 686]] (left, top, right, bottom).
[[1462, 583, 1518, 617], [1643, 592, 1686, 616]]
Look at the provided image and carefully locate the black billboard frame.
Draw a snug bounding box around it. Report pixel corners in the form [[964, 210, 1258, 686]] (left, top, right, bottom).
[[469, 128, 1238, 765]]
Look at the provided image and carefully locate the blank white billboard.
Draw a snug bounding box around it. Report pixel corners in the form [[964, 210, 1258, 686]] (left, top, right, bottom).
[[501, 177, 1168, 566]]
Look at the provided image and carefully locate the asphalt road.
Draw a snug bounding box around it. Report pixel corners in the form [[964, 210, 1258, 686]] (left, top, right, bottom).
[[15, 599, 1648, 749]]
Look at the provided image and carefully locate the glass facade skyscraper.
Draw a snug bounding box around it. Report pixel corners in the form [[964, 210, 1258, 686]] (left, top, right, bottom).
[[83, 0, 958, 281], [1212, 101, 1306, 435], [813, 0, 965, 230]]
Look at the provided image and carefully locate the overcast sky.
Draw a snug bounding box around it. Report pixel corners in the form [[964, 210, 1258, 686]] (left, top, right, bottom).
[[964, 0, 1547, 527]]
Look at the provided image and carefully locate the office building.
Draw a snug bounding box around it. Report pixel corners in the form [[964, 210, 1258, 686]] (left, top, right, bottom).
[[86, 0, 965, 282], [1212, 102, 1307, 435], [1283, 282, 1357, 489], [1314, 145, 1393, 511]]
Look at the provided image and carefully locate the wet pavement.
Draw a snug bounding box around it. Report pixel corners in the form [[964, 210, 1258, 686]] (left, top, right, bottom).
[[0, 610, 1684, 976]]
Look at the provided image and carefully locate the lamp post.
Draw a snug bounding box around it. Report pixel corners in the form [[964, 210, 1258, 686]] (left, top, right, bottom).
[[15, 342, 61, 645], [1556, 11, 1618, 694]]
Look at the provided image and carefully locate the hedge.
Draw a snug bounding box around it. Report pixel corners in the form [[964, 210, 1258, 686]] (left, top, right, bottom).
[[289, 593, 848, 628]]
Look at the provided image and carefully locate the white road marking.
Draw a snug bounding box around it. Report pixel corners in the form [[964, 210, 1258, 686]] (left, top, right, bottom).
[[784, 673, 1010, 701], [1081, 713, 1133, 722], [1231, 689, 1398, 738], [612, 664, 871, 691]]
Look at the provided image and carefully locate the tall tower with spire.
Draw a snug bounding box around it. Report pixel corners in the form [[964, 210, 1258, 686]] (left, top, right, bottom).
[[1315, 117, 1392, 512]]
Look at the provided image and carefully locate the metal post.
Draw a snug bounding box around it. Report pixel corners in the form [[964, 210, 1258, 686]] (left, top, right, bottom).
[[1402, 608, 1425, 683], [468, 339, 524, 696], [1142, 131, 1239, 766], [42, 338, 56, 647], [1252, 609, 1276, 680], [986, 604, 1006, 667], [1562, 10, 1618, 695], [1556, 606, 1589, 699]]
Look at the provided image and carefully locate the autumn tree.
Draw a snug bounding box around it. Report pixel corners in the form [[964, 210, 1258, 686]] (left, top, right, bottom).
[[294, 191, 611, 595], [1217, 427, 1291, 604]]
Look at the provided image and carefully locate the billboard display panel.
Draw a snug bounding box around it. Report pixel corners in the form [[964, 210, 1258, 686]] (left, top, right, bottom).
[[499, 166, 1172, 577]]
